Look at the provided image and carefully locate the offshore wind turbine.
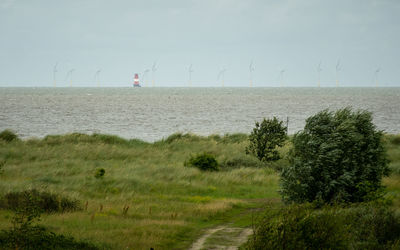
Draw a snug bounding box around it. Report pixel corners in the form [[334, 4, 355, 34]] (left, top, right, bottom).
[[374, 67, 381, 87], [217, 68, 226, 87], [94, 69, 101, 87], [249, 61, 255, 87], [279, 69, 286, 87], [151, 62, 157, 87], [188, 64, 194, 87], [53, 63, 58, 87], [65, 69, 75, 87], [317, 61, 322, 87], [335, 60, 341, 87], [142, 69, 150, 87]]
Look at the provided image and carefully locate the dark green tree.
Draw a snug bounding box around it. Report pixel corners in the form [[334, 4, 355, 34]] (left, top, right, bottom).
[[281, 108, 389, 203], [246, 117, 287, 162]]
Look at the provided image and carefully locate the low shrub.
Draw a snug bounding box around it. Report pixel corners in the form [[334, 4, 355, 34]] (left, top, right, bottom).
[[0, 190, 97, 250], [184, 153, 219, 171], [0, 189, 81, 213], [95, 168, 105, 178], [0, 225, 99, 250], [244, 202, 400, 250], [0, 130, 18, 142]]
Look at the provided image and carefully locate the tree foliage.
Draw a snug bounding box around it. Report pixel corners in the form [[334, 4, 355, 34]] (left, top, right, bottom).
[[246, 117, 287, 162], [281, 108, 389, 203]]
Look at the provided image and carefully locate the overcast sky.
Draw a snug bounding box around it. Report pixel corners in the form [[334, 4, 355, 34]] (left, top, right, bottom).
[[0, 0, 399, 87]]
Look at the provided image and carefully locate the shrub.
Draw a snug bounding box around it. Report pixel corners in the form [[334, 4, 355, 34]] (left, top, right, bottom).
[[281, 108, 389, 204], [246, 117, 287, 162], [95, 168, 105, 178], [245, 202, 400, 250], [0, 191, 97, 250], [0, 189, 81, 213], [0, 130, 18, 142], [184, 153, 219, 171]]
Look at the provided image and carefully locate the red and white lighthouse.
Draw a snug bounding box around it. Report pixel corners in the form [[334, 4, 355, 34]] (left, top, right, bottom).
[[133, 73, 141, 87]]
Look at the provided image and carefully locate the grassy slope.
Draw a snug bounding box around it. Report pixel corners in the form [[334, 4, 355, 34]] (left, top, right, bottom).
[[0, 133, 280, 249], [0, 133, 399, 249]]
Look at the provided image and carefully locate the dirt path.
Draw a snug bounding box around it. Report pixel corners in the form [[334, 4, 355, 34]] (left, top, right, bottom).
[[189, 226, 253, 250]]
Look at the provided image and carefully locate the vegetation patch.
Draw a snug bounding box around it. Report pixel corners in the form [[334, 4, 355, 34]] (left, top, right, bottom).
[[184, 153, 219, 171], [245, 202, 400, 250], [0, 191, 97, 250], [94, 168, 106, 178], [0, 189, 81, 213], [0, 130, 19, 143]]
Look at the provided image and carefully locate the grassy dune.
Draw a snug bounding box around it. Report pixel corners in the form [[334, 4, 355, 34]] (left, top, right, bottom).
[[0, 133, 399, 249]]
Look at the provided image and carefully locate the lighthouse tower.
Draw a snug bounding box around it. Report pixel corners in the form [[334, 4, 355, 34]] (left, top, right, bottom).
[[133, 73, 141, 87]]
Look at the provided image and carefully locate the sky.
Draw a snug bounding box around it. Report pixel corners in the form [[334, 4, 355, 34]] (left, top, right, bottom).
[[0, 0, 399, 87]]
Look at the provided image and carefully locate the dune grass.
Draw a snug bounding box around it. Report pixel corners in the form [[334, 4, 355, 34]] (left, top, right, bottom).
[[0, 133, 279, 249], [0, 132, 399, 249]]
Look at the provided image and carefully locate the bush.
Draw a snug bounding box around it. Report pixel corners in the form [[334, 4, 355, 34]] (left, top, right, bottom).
[[0, 130, 18, 142], [95, 168, 105, 178], [246, 117, 287, 162], [281, 108, 389, 204], [245, 202, 400, 250], [0, 191, 97, 250], [0, 190, 81, 213], [184, 153, 219, 171]]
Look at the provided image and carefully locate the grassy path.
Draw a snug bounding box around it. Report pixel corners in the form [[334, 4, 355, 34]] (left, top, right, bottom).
[[190, 225, 252, 250]]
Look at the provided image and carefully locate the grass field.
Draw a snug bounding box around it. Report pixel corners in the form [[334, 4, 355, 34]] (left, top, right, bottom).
[[0, 132, 399, 249]]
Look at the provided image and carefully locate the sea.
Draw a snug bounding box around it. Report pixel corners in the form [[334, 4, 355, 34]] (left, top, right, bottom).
[[0, 87, 399, 142]]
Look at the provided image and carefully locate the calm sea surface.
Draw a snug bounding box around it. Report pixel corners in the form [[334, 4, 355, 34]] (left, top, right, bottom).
[[0, 87, 399, 141]]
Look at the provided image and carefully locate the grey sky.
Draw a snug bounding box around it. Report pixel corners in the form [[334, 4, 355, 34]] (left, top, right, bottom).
[[0, 0, 399, 87]]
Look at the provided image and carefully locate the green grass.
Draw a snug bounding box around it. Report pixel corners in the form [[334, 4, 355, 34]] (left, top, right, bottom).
[[0, 133, 279, 249], [0, 132, 399, 249]]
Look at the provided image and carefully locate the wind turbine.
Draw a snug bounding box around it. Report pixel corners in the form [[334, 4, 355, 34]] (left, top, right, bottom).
[[217, 68, 226, 87], [374, 67, 381, 87], [151, 62, 157, 87], [279, 69, 286, 87], [53, 63, 58, 87], [65, 69, 75, 87], [317, 61, 322, 87], [142, 69, 150, 87], [188, 64, 194, 87], [249, 61, 255, 87], [94, 69, 101, 87], [335, 60, 341, 87]]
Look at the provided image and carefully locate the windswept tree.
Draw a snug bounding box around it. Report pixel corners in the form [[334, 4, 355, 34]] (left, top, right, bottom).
[[281, 108, 389, 204], [246, 117, 287, 162]]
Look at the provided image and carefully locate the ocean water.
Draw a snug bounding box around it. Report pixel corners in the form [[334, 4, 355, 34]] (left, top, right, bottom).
[[0, 87, 399, 141]]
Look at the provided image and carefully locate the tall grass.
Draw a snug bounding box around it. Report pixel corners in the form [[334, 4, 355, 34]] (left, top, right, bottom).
[[0, 132, 277, 249], [0, 132, 399, 249]]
